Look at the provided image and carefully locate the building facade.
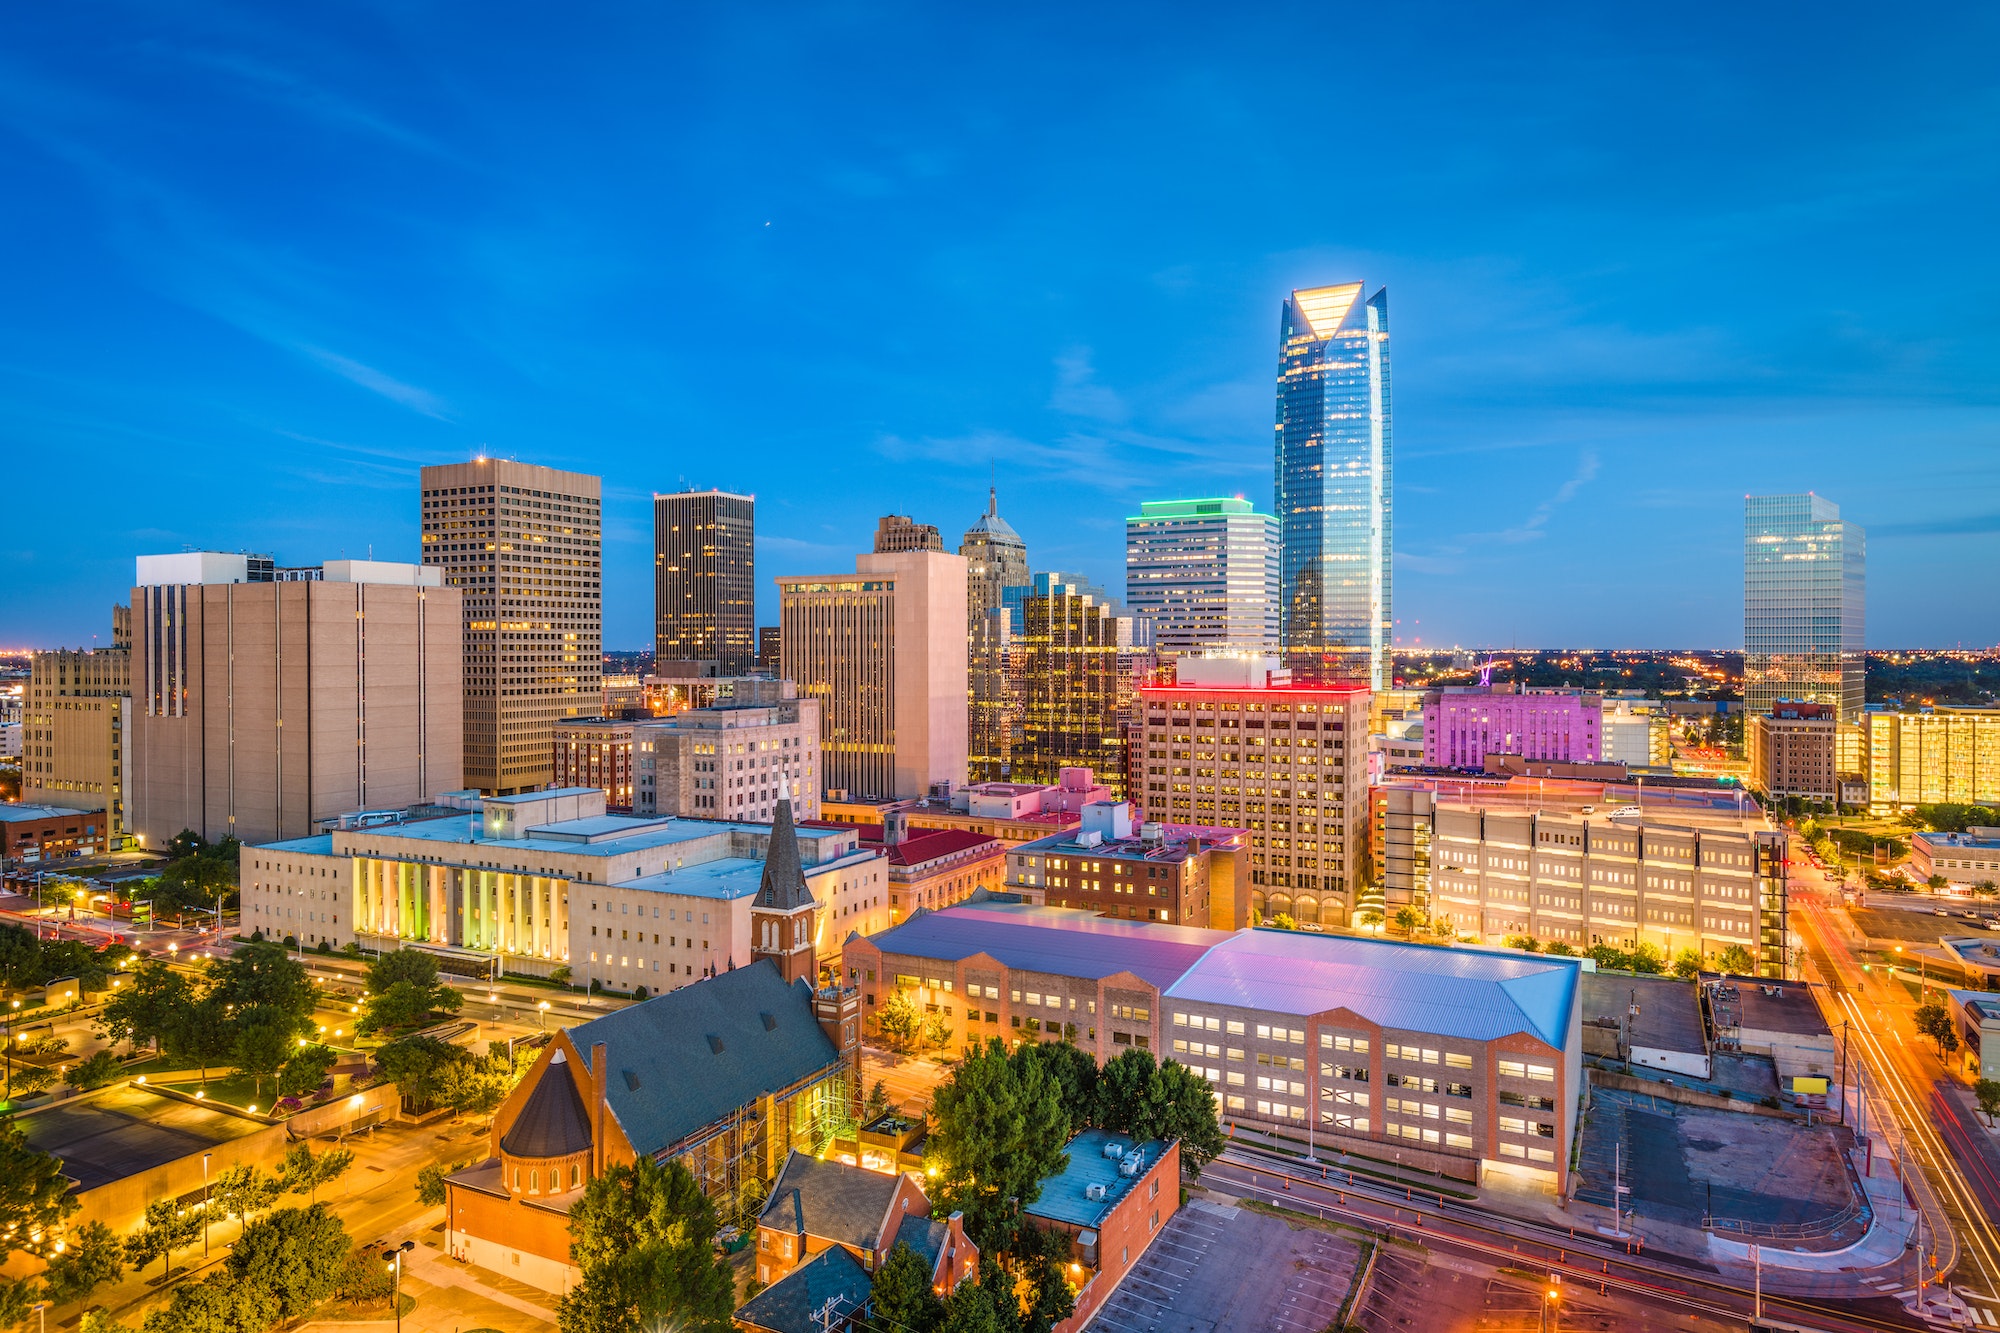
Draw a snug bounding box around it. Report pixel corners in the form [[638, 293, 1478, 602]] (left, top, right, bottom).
[[1125, 498, 1280, 657], [422, 459, 602, 793], [1422, 687, 1603, 769], [1013, 573, 1128, 797], [655, 490, 756, 675], [1004, 799, 1249, 929], [1381, 785, 1787, 974], [1744, 493, 1865, 723], [777, 547, 968, 802], [21, 636, 131, 840], [1133, 657, 1369, 923], [242, 787, 884, 981], [807, 813, 1005, 924], [1749, 702, 1839, 803], [131, 554, 462, 847], [1863, 707, 2000, 813], [1275, 284, 1392, 689], [1912, 829, 2000, 890], [0, 804, 109, 863], [553, 719, 638, 810], [634, 681, 822, 823], [960, 490, 1031, 784], [873, 515, 943, 553]]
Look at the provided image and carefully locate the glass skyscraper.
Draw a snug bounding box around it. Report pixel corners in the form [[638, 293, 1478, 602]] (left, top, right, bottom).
[[1125, 497, 1280, 655], [1743, 493, 1865, 722], [1275, 283, 1392, 689]]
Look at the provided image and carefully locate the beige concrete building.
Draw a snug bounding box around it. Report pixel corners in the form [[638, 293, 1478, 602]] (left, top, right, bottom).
[[1864, 706, 2000, 814], [421, 459, 602, 794], [131, 553, 463, 848], [21, 627, 131, 839], [553, 718, 638, 810], [1381, 783, 1787, 974], [777, 547, 968, 802], [633, 679, 821, 822], [1132, 656, 1369, 925], [1748, 701, 1838, 803], [242, 787, 884, 980]]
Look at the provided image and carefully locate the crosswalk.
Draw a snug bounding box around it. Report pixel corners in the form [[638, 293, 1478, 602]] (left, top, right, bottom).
[[1972, 1306, 1999, 1326]]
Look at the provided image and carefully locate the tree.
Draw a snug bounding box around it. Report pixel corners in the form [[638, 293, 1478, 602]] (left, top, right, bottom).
[[1977, 881, 1999, 900], [0, 1123, 80, 1262], [1928, 874, 1951, 892], [234, 1010, 294, 1102], [376, 1034, 465, 1111], [207, 943, 316, 1033], [937, 1269, 1004, 1333], [1716, 944, 1755, 976], [359, 949, 463, 1035], [922, 1008, 955, 1053], [1670, 948, 1704, 979], [1544, 941, 1575, 957], [875, 987, 921, 1052], [277, 1043, 339, 1100], [123, 1197, 201, 1281], [928, 1038, 1070, 1251], [1392, 906, 1421, 936], [209, 1163, 282, 1231], [550, 965, 573, 987], [1915, 1002, 1955, 1055], [866, 1079, 892, 1121], [69, 1048, 123, 1091], [417, 1159, 469, 1208], [1012, 1040, 1098, 1118], [556, 1155, 735, 1333], [96, 958, 194, 1055], [43, 1220, 123, 1306], [1007, 1222, 1079, 1333], [871, 1240, 946, 1333], [1091, 1050, 1223, 1178], [228, 1203, 350, 1319], [140, 1272, 277, 1333], [437, 1049, 514, 1121], [1271, 913, 1298, 932], [1975, 1079, 2000, 1126], [1503, 934, 1540, 953], [334, 1248, 395, 1304], [1629, 942, 1665, 975], [279, 1141, 355, 1203]]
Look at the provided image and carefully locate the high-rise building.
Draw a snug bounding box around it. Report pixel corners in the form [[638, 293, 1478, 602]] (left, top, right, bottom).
[[1863, 707, 2000, 813], [960, 489, 1030, 783], [873, 514, 944, 553], [1134, 656, 1370, 920], [1011, 573, 1128, 796], [131, 553, 463, 847], [777, 546, 968, 801], [757, 625, 782, 675], [653, 490, 756, 675], [1125, 497, 1280, 656], [421, 459, 602, 794], [633, 679, 823, 823], [1748, 701, 1839, 803], [1743, 493, 1865, 723], [1275, 283, 1392, 689], [1423, 686, 1604, 768], [21, 609, 131, 840]]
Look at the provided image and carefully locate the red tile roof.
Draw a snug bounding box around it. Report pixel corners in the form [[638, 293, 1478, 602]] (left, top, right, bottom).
[[800, 820, 1002, 867]]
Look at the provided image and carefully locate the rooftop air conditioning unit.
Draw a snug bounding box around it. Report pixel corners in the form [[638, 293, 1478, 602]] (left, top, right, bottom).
[[1085, 1182, 1108, 1201]]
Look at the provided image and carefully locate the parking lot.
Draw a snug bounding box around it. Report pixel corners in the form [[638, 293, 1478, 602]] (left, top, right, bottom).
[[1086, 1199, 1359, 1333]]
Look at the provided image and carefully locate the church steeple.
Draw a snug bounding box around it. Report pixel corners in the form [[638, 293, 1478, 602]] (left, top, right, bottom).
[[752, 784, 820, 983]]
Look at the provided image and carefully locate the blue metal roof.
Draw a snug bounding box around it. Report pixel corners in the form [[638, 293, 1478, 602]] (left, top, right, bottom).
[[1164, 930, 1580, 1049], [864, 903, 1228, 991], [1024, 1129, 1169, 1230]]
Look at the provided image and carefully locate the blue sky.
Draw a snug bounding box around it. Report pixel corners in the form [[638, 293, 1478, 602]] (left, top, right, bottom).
[[3, 3, 1997, 650]]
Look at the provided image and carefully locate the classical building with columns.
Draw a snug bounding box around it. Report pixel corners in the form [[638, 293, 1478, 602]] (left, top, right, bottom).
[[242, 787, 882, 989]]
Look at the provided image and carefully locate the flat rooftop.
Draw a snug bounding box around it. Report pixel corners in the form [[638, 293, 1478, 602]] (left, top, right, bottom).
[[1705, 975, 1831, 1039], [863, 903, 1229, 992], [1581, 972, 1705, 1057], [1024, 1129, 1168, 1230], [17, 1085, 267, 1191], [1011, 823, 1250, 863], [292, 812, 856, 862], [0, 803, 103, 823]]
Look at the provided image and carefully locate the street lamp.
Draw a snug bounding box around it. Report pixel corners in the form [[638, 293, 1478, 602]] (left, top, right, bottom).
[[538, 1000, 550, 1030], [378, 1239, 416, 1333], [1540, 1274, 1560, 1332], [202, 1152, 211, 1257]]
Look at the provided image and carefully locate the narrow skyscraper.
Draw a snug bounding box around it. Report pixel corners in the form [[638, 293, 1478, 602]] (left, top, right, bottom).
[[959, 488, 1030, 782], [421, 459, 602, 794], [1125, 497, 1279, 656], [653, 489, 756, 674], [1275, 283, 1392, 689], [1743, 493, 1865, 722]]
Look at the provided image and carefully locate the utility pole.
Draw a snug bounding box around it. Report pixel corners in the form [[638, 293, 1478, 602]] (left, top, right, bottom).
[[1752, 1242, 1762, 1322]]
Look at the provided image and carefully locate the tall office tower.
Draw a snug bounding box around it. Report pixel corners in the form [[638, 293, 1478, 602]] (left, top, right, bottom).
[[873, 514, 944, 553], [777, 546, 967, 801], [1275, 283, 1392, 689], [1125, 497, 1280, 656], [757, 625, 782, 675], [1863, 708, 2000, 812], [421, 459, 602, 794], [960, 488, 1031, 782], [1011, 573, 1129, 796], [1743, 493, 1865, 723], [131, 553, 462, 846], [21, 608, 132, 838], [653, 490, 756, 675]]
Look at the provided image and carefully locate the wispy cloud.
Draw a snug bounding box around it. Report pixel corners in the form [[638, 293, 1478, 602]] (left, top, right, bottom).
[[298, 346, 451, 420], [1872, 512, 2000, 538], [1468, 450, 1600, 544], [1049, 350, 1129, 424]]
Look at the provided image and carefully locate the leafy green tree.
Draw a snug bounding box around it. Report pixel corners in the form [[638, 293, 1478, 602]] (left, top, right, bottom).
[[278, 1042, 339, 1100], [1271, 913, 1298, 931], [279, 1141, 355, 1203], [1976, 1078, 2000, 1126], [438, 1048, 515, 1121], [1503, 934, 1540, 953], [1008, 1223, 1080, 1333], [0, 1123, 80, 1261], [334, 1247, 395, 1303], [1670, 948, 1704, 979], [154, 835, 241, 920], [209, 1163, 282, 1230], [1716, 944, 1755, 976], [1393, 906, 1421, 936], [556, 1155, 735, 1333], [1091, 1050, 1223, 1178], [550, 964, 573, 987], [375, 1034, 465, 1111], [9, 1063, 56, 1098], [140, 1271, 278, 1333], [0, 1279, 40, 1329], [871, 1240, 946, 1333], [1544, 941, 1575, 957], [417, 1159, 469, 1207], [234, 1009, 294, 1102], [123, 1197, 201, 1281], [207, 943, 316, 1033], [1976, 880, 1999, 899], [937, 1269, 1004, 1333], [165, 994, 237, 1081], [1586, 943, 1632, 972], [1928, 874, 1951, 892], [1629, 942, 1665, 975], [1012, 1039, 1098, 1117], [95, 958, 194, 1055], [866, 1079, 892, 1120], [69, 1048, 123, 1091], [1942, 1026, 1963, 1060], [922, 1008, 955, 1053], [928, 1038, 1070, 1251], [1915, 1002, 1954, 1054], [43, 1220, 123, 1306], [228, 1203, 350, 1319], [359, 949, 463, 1035], [876, 987, 921, 1051], [80, 1308, 132, 1333]]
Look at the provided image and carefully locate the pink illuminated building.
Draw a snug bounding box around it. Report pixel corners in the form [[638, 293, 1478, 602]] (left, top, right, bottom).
[[1422, 687, 1602, 768]]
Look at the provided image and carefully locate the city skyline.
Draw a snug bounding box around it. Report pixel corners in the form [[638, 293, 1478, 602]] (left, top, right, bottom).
[[4, 7, 1999, 651]]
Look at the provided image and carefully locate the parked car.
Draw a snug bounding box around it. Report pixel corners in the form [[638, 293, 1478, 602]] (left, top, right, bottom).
[[1935, 908, 1954, 917]]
